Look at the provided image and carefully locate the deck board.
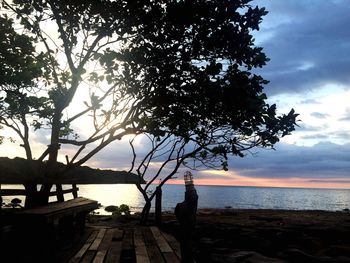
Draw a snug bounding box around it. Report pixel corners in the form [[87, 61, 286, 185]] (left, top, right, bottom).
[[105, 241, 122, 263], [161, 231, 182, 260], [66, 226, 180, 263], [134, 229, 150, 263], [142, 227, 165, 263], [68, 230, 98, 263], [92, 250, 107, 263], [150, 226, 173, 253]]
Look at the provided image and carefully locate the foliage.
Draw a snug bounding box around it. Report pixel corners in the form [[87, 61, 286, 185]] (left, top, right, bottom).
[[1, 197, 23, 209], [118, 0, 298, 223], [0, 0, 297, 209], [105, 204, 131, 221]]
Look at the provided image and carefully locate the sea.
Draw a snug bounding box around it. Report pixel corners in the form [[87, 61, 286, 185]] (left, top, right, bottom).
[[2, 184, 350, 215], [1, 184, 350, 214]]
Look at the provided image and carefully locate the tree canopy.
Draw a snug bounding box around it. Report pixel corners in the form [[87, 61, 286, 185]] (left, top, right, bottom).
[[0, 0, 297, 207]]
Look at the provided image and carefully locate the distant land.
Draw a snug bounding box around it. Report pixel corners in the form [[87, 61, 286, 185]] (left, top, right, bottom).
[[0, 157, 143, 184]]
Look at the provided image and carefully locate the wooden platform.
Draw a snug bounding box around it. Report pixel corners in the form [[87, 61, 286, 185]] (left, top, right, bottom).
[[67, 226, 181, 263]]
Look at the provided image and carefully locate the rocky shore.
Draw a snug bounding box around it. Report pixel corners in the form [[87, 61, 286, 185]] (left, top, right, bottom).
[[160, 208, 350, 263]]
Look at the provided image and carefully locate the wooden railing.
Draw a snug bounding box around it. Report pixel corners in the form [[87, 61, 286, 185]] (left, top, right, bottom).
[[0, 184, 79, 202]]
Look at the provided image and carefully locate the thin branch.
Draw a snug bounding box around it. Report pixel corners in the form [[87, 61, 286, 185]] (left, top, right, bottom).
[[48, 0, 75, 72], [128, 136, 137, 173]]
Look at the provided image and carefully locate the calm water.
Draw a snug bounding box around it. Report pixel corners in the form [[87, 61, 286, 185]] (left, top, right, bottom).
[[3, 184, 350, 214]]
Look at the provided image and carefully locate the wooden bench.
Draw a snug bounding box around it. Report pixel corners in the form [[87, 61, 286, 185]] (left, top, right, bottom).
[[18, 196, 98, 227], [1, 184, 99, 262]]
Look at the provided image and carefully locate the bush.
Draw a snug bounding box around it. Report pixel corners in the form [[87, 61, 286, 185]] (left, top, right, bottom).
[[104, 204, 130, 221]]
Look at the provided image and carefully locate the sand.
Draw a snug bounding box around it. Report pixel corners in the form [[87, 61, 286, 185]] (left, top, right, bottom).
[[159, 208, 350, 262]]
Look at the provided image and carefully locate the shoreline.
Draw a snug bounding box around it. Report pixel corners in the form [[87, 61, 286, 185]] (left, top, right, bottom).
[[89, 208, 350, 262]]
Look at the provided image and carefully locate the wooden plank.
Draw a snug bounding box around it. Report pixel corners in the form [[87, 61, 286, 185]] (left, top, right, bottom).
[[134, 228, 150, 263], [21, 197, 97, 215], [161, 231, 182, 260], [105, 241, 122, 263], [98, 228, 116, 251], [89, 228, 117, 263], [48, 187, 80, 196], [92, 250, 107, 263], [150, 226, 173, 253], [142, 227, 165, 263], [80, 250, 96, 263], [163, 252, 181, 263], [0, 189, 27, 196], [112, 229, 124, 241], [19, 198, 99, 222], [0, 187, 79, 197], [122, 228, 134, 250], [89, 228, 107, 251], [68, 230, 99, 263]]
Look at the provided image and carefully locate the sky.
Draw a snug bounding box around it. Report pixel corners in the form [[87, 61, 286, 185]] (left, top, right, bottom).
[[1, 0, 350, 189], [85, 0, 350, 189]]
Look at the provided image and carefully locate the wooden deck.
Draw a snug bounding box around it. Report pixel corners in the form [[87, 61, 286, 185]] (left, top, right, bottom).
[[67, 226, 181, 263]]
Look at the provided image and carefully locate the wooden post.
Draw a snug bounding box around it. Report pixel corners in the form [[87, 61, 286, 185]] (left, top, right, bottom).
[[72, 184, 78, 198], [155, 186, 162, 226], [56, 184, 64, 202]]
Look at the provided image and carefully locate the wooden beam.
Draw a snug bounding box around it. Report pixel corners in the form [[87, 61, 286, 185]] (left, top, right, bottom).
[[134, 228, 150, 263], [89, 228, 107, 251], [68, 230, 99, 263], [0, 189, 27, 196]]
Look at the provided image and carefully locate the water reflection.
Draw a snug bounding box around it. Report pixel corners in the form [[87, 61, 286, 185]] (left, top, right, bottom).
[[79, 184, 145, 215], [2, 184, 350, 214]]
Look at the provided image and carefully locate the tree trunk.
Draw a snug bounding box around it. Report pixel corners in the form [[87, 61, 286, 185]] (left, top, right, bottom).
[[155, 186, 162, 226], [140, 201, 151, 225]]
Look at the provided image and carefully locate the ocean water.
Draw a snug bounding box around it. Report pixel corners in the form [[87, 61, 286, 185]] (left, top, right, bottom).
[[77, 184, 350, 214], [3, 184, 350, 214]]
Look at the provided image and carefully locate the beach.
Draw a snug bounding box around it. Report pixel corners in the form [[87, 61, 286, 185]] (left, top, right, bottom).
[[3, 208, 350, 262], [158, 208, 350, 262]]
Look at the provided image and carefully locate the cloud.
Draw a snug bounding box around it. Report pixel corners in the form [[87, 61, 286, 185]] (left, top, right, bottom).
[[253, 0, 350, 95], [300, 99, 321, 105], [339, 108, 350, 121], [226, 142, 350, 179], [308, 179, 350, 184], [310, 112, 330, 119], [300, 134, 329, 140], [298, 123, 328, 132]]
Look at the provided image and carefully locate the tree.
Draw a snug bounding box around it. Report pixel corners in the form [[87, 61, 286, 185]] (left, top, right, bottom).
[[0, 0, 151, 207], [116, 0, 298, 223], [0, 0, 297, 209]]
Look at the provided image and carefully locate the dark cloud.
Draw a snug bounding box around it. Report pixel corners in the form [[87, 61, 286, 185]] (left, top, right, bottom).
[[339, 108, 350, 121], [310, 112, 329, 119], [298, 123, 328, 132], [228, 142, 350, 179], [253, 0, 350, 95], [299, 130, 349, 142], [300, 99, 321, 104], [300, 134, 329, 140], [308, 179, 350, 184], [333, 131, 350, 140]]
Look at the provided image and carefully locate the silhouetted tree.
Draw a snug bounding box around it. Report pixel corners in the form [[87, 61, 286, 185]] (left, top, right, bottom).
[[116, 0, 298, 223], [0, 0, 297, 208]]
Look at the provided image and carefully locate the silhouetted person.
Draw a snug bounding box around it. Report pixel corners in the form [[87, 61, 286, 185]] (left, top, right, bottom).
[[175, 171, 198, 263]]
